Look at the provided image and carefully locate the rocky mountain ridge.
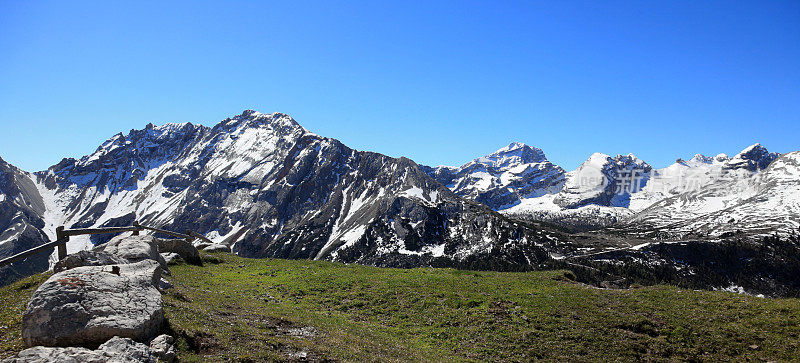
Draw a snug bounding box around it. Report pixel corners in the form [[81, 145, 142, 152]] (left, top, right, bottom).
[[0, 111, 568, 286], [432, 142, 794, 236]]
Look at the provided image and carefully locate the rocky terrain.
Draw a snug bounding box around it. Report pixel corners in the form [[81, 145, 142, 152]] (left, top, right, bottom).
[[421, 142, 565, 210], [2, 234, 192, 362]]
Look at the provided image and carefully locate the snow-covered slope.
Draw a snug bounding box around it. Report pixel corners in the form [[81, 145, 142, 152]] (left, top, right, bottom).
[[441, 142, 795, 236], [501, 153, 651, 230], [621, 145, 794, 237], [628, 153, 730, 212], [553, 153, 652, 209], [422, 142, 565, 210]]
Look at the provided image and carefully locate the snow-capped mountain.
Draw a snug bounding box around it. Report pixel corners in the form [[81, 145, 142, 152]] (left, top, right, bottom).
[[421, 142, 565, 210], [498, 152, 652, 231], [0, 111, 567, 281], [437, 142, 796, 236], [553, 153, 652, 209], [620, 145, 793, 238], [627, 153, 731, 212], [1, 111, 798, 294]]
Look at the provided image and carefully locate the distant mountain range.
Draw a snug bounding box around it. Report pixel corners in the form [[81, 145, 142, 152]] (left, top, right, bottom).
[[425, 141, 796, 238], [1, 110, 798, 293]]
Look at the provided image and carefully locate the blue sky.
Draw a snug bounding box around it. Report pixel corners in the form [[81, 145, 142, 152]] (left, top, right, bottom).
[[1, 1, 798, 172]]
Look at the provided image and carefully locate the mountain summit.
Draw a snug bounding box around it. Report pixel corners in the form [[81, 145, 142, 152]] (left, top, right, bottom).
[[421, 143, 565, 210]]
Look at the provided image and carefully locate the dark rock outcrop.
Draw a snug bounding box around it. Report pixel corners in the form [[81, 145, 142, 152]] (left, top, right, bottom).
[[156, 239, 201, 265]]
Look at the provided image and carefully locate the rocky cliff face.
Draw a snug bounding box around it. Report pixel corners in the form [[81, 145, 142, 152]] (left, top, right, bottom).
[[0, 157, 50, 284]]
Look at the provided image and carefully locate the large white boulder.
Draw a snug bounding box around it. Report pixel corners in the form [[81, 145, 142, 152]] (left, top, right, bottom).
[[21, 260, 164, 347], [149, 334, 176, 362]]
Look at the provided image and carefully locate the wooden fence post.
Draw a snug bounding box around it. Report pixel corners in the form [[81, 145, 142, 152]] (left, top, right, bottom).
[[132, 221, 141, 236], [55, 226, 68, 261], [185, 229, 194, 243]]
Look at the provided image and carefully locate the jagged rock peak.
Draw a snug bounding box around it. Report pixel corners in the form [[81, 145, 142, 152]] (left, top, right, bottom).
[[613, 153, 647, 166], [733, 143, 774, 160], [468, 142, 548, 168], [219, 109, 305, 134], [690, 154, 713, 164], [714, 153, 730, 162], [726, 143, 780, 172]]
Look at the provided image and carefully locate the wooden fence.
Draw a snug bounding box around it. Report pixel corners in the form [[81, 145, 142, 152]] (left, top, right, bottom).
[[0, 222, 213, 268]]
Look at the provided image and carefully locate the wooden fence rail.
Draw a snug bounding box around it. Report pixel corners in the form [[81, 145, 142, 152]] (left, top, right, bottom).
[[0, 222, 208, 268]]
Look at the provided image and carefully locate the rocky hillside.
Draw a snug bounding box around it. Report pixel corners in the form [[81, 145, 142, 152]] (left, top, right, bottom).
[[0, 157, 50, 284]]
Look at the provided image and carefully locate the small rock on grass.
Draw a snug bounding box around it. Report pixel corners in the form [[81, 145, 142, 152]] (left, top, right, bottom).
[[202, 244, 231, 253]]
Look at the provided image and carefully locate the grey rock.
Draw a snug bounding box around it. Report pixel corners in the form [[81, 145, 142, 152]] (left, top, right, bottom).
[[53, 250, 128, 273], [160, 252, 182, 265], [96, 336, 157, 362], [158, 277, 173, 290], [203, 244, 231, 253], [149, 334, 176, 362], [94, 235, 169, 271], [157, 238, 201, 265], [21, 260, 164, 347], [4, 336, 156, 362], [193, 242, 212, 250]]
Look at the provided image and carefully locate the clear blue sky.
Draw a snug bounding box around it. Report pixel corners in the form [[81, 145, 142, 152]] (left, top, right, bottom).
[[1, 1, 798, 172]]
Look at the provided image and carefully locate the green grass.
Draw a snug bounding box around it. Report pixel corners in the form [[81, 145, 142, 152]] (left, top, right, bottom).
[[0, 272, 50, 356], [3, 253, 800, 361]]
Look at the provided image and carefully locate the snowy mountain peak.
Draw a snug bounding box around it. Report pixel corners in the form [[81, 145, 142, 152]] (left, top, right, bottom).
[[674, 154, 715, 168], [614, 153, 646, 167], [220, 110, 306, 135], [690, 154, 713, 164], [422, 142, 564, 210], [714, 153, 730, 163], [726, 143, 779, 172], [240, 109, 261, 118], [468, 142, 547, 169], [584, 153, 611, 167]]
